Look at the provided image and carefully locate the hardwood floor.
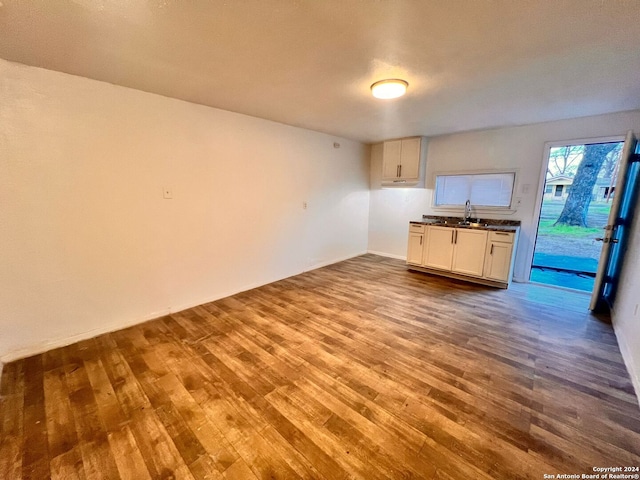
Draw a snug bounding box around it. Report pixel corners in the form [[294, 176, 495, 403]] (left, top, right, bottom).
[[1, 254, 639, 479]]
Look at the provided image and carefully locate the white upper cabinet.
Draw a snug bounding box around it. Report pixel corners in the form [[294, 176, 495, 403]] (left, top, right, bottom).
[[382, 140, 403, 179], [381, 137, 426, 187], [399, 137, 421, 179]]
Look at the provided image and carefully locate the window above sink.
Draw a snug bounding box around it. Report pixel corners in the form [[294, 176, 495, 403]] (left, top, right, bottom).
[[434, 171, 516, 209]]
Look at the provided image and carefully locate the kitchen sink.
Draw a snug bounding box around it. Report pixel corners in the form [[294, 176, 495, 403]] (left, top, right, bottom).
[[457, 220, 487, 227]]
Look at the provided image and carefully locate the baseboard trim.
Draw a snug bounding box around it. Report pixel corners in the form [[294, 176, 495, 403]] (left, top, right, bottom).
[[305, 251, 368, 272], [0, 252, 366, 364], [367, 250, 406, 261], [0, 308, 173, 364]]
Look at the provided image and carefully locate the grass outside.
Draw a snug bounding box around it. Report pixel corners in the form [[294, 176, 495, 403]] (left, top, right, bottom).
[[533, 199, 611, 268], [537, 201, 611, 239], [537, 221, 600, 238]]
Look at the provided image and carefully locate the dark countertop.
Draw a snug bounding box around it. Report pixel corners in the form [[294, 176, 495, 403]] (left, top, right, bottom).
[[410, 215, 520, 232]]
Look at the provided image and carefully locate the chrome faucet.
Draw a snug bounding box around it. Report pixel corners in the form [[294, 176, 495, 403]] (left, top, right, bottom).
[[464, 199, 472, 221]]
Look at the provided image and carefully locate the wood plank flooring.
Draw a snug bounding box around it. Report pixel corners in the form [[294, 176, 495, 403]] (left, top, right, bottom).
[[1, 254, 639, 479]]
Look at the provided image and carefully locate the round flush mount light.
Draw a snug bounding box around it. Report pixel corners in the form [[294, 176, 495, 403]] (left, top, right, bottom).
[[370, 79, 408, 99]]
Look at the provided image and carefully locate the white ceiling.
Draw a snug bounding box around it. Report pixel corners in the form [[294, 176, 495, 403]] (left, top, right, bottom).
[[1, 1, 639, 143]]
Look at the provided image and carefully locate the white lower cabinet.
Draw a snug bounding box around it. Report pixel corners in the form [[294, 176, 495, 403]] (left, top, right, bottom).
[[423, 226, 455, 270], [451, 229, 488, 277], [423, 227, 487, 276], [483, 232, 515, 282], [407, 224, 517, 287], [407, 224, 426, 265]]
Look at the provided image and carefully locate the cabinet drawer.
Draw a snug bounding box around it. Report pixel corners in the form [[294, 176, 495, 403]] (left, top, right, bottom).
[[489, 231, 514, 243], [409, 223, 426, 233]]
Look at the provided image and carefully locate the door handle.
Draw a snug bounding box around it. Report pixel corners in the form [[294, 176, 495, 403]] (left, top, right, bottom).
[[399, 164, 402, 177], [610, 238, 619, 244], [490, 244, 494, 255], [595, 237, 609, 243], [420, 235, 423, 246], [451, 230, 454, 244]]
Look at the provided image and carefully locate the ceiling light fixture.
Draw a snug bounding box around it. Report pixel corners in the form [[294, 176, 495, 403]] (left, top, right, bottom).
[[370, 79, 408, 99]]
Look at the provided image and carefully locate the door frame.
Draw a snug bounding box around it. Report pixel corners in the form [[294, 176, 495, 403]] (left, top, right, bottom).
[[523, 134, 625, 284]]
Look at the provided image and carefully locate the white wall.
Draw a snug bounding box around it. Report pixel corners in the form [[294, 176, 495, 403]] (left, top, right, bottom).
[[0, 60, 370, 362], [368, 110, 640, 281]]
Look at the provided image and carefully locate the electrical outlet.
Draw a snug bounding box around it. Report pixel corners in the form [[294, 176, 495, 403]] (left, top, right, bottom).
[[303, 201, 308, 210], [163, 187, 173, 199]]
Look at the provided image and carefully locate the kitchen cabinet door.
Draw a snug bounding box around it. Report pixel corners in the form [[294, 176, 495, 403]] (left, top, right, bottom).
[[399, 137, 421, 180], [451, 229, 488, 277], [484, 241, 514, 282], [407, 232, 425, 265], [382, 140, 402, 180], [423, 226, 455, 270]]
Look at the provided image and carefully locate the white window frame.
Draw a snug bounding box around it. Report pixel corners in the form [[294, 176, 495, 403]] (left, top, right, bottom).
[[432, 169, 518, 211]]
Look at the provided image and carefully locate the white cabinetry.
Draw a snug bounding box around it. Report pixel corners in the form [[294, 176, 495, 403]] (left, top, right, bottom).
[[451, 229, 488, 277], [382, 137, 425, 186], [423, 227, 487, 277], [382, 140, 403, 179], [483, 231, 515, 282], [407, 223, 517, 288], [407, 224, 426, 265], [423, 226, 455, 270]]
